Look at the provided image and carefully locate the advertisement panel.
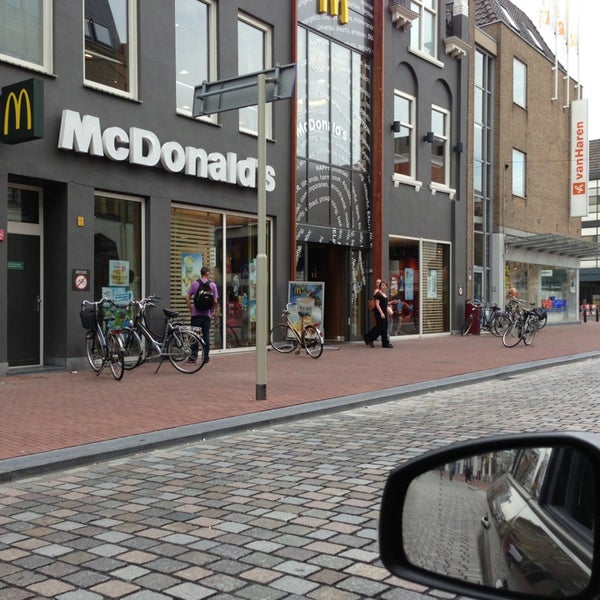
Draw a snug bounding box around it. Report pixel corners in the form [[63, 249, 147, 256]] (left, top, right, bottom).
[[570, 98, 589, 217], [288, 281, 325, 334]]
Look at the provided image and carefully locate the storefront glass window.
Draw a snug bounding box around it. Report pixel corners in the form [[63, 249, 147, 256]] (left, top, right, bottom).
[[171, 207, 270, 350], [94, 194, 143, 301]]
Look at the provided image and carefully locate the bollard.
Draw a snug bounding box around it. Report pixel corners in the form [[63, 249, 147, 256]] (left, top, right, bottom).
[[597, 306, 599, 322]]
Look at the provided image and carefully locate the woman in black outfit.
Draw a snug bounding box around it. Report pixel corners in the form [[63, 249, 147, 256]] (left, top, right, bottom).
[[364, 281, 393, 348]]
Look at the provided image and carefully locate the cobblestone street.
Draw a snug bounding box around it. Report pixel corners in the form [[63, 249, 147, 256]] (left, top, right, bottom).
[[1, 358, 599, 599]]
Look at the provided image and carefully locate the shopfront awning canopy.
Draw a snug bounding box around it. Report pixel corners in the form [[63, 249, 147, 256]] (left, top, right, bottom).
[[505, 234, 600, 259]]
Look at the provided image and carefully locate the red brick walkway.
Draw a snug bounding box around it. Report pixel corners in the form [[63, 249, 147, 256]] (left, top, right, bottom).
[[2, 322, 599, 460]]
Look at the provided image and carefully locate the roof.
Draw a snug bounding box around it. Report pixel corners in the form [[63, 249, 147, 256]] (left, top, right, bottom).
[[506, 233, 600, 259], [475, 0, 556, 64], [590, 139, 600, 179]]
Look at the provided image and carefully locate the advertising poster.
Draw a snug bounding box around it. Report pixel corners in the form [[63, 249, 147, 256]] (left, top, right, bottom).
[[288, 281, 325, 334], [405, 268, 414, 301], [181, 252, 203, 295], [109, 259, 129, 287], [427, 269, 438, 299]]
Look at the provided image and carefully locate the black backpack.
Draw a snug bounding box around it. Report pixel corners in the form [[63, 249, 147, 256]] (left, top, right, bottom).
[[193, 279, 215, 311]]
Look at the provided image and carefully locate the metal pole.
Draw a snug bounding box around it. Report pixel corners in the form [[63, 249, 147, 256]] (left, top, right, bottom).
[[256, 73, 267, 400]]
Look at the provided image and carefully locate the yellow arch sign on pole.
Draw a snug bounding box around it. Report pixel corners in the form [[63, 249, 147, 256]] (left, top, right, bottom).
[[1, 78, 44, 144]]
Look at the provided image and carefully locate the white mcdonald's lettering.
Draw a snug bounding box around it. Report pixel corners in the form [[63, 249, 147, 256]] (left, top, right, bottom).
[[3, 88, 32, 135], [318, 0, 349, 24], [57, 109, 276, 191]]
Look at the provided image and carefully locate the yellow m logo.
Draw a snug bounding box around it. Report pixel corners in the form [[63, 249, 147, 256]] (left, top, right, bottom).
[[3, 88, 32, 136], [318, 0, 349, 24]]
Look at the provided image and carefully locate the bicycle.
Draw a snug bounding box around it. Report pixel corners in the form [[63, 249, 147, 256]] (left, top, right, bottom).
[[80, 298, 125, 380], [501, 306, 540, 347], [461, 300, 509, 337], [269, 303, 324, 359], [119, 295, 206, 373]]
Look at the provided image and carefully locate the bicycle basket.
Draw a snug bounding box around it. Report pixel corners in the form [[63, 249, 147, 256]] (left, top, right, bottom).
[[80, 305, 100, 330]]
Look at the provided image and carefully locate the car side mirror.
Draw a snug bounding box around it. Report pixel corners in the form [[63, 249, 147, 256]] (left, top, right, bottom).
[[379, 432, 600, 600]]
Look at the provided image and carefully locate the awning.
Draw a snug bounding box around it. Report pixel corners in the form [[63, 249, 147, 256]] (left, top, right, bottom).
[[505, 234, 600, 259]]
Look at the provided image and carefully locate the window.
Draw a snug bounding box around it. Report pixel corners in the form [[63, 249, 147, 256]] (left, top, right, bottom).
[[513, 58, 527, 108], [84, 0, 138, 98], [393, 92, 415, 180], [512, 148, 526, 197], [238, 14, 272, 136], [430, 106, 449, 186], [0, 0, 52, 72], [94, 193, 143, 301], [175, 0, 216, 117], [410, 0, 437, 58]]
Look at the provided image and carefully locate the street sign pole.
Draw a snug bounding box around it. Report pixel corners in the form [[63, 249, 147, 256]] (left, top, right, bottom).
[[256, 73, 267, 401], [193, 64, 296, 402]]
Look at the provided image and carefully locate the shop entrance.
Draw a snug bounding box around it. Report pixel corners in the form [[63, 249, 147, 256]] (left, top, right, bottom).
[[7, 185, 43, 367], [305, 244, 348, 341]]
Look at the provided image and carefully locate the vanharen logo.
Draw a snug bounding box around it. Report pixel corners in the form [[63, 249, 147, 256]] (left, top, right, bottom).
[[318, 0, 349, 24], [3, 88, 32, 135], [1, 78, 44, 144]]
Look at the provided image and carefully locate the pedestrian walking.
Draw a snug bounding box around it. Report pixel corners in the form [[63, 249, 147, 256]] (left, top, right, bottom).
[[364, 281, 393, 348], [186, 266, 219, 365]]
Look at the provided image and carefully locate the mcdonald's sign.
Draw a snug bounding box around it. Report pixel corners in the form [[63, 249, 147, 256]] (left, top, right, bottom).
[[1, 78, 44, 144], [318, 0, 349, 24]]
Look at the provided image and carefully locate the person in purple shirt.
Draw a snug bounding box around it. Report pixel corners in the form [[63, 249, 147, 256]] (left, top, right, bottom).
[[185, 266, 219, 365]]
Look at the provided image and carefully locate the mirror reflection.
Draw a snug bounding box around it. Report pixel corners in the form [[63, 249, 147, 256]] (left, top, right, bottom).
[[402, 446, 595, 597]]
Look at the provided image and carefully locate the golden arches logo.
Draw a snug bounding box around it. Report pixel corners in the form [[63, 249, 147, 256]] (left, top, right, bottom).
[[3, 88, 32, 136], [318, 0, 349, 24]]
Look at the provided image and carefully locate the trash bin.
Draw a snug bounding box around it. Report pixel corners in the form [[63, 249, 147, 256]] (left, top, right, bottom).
[[464, 300, 480, 335]]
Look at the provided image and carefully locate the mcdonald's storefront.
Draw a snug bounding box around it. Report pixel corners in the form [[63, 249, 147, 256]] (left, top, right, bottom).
[[0, 65, 294, 375]]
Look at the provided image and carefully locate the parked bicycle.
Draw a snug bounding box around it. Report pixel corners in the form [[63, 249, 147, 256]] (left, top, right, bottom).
[[505, 296, 547, 330], [80, 298, 125, 380], [119, 295, 206, 373], [502, 305, 541, 347], [270, 303, 324, 359], [461, 300, 510, 337]]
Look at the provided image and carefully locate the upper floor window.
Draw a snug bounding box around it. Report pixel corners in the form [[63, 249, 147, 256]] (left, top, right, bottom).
[[512, 148, 526, 197], [410, 0, 437, 59], [175, 0, 216, 117], [513, 58, 527, 108], [393, 92, 415, 180], [84, 0, 138, 98], [430, 106, 449, 186], [238, 14, 272, 136], [0, 0, 52, 72]]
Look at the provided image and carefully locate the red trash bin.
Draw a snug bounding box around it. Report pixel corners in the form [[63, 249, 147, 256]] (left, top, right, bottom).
[[463, 300, 480, 335]]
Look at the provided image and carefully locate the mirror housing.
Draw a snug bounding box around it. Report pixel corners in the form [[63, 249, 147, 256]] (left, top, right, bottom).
[[379, 432, 600, 600]]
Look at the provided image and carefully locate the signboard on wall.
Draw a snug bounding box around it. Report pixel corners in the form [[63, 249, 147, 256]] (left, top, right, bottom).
[[570, 98, 588, 217], [288, 281, 325, 335]]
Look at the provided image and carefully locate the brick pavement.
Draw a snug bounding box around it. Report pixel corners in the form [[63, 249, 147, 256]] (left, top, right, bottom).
[[1, 322, 600, 467]]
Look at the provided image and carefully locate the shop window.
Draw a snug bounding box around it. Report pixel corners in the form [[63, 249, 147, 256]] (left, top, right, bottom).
[[171, 207, 270, 350], [237, 13, 272, 136], [84, 0, 138, 98], [175, 0, 216, 118], [94, 194, 143, 301], [0, 0, 52, 71]]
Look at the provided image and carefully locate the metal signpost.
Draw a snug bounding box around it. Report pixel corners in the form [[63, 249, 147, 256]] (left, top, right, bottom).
[[193, 64, 296, 401]]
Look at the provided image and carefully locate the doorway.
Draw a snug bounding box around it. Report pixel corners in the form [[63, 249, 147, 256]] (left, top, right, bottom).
[[7, 185, 43, 367]]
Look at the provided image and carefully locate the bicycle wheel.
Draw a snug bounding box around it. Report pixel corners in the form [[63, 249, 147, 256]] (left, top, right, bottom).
[[270, 324, 298, 353], [120, 328, 143, 370], [107, 333, 125, 380], [303, 325, 323, 359], [536, 311, 548, 330], [167, 329, 204, 373], [523, 316, 538, 346], [85, 330, 105, 372], [460, 313, 475, 336], [490, 312, 512, 337], [502, 321, 523, 348]]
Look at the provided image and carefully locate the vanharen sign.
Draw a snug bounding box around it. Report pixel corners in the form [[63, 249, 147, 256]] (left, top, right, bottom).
[[58, 109, 276, 191], [1, 78, 44, 144]]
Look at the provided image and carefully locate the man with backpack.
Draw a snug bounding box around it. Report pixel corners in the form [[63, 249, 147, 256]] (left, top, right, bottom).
[[185, 266, 219, 365]]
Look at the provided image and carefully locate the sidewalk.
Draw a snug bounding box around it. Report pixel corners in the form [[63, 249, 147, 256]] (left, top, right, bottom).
[[2, 322, 600, 480]]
